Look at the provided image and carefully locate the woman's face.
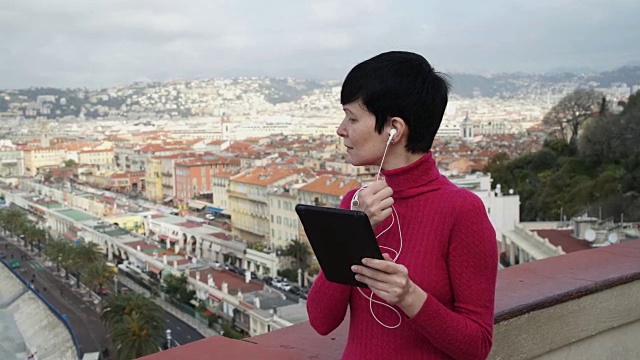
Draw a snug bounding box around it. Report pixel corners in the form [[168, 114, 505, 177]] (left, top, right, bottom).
[[336, 100, 389, 167]]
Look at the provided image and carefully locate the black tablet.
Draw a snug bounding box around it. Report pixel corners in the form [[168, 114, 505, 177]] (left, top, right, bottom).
[[295, 204, 383, 288]]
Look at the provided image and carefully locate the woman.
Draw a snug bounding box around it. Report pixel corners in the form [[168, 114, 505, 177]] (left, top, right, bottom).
[[306, 51, 498, 360]]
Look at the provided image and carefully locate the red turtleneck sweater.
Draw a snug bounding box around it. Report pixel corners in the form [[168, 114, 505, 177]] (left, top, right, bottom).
[[306, 153, 498, 360]]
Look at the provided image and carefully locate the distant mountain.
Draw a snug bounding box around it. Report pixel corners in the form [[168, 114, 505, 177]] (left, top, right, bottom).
[[448, 65, 640, 98], [259, 78, 324, 104]]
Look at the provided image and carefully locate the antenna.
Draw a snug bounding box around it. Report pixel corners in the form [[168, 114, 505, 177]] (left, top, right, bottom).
[[584, 229, 596, 242], [607, 232, 619, 244]]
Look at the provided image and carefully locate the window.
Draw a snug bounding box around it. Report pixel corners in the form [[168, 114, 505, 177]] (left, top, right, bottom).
[[271, 214, 274, 223]]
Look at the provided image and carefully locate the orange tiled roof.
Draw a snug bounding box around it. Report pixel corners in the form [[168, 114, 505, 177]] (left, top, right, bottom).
[[300, 175, 361, 197], [231, 167, 310, 187]]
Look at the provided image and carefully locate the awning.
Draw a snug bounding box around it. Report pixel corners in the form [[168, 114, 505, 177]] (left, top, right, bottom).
[[169, 238, 179, 243], [163, 197, 173, 203], [149, 265, 162, 274], [209, 293, 221, 301], [188, 201, 207, 210], [202, 310, 214, 316], [206, 206, 223, 213], [62, 232, 76, 241]]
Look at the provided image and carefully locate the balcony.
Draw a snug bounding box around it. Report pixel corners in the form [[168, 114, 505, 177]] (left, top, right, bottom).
[[138, 240, 640, 360]]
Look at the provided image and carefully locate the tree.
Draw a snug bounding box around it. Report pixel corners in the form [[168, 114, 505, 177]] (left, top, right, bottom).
[[72, 241, 103, 289], [101, 293, 165, 360], [64, 159, 77, 168], [162, 273, 195, 304], [0, 208, 28, 237], [542, 89, 603, 146], [284, 238, 311, 272], [44, 239, 75, 279], [44, 240, 70, 274], [84, 261, 115, 294]]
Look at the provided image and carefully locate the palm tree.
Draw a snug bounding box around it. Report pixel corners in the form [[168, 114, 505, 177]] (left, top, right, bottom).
[[284, 238, 311, 272], [44, 239, 75, 279], [84, 261, 115, 294], [101, 293, 165, 360], [43, 240, 67, 273], [72, 241, 103, 289]]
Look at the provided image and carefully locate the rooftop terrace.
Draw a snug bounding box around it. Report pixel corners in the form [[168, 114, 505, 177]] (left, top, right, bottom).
[[140, 239, 640, 360]]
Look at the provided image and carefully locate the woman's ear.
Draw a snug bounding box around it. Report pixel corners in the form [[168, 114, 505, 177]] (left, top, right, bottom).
[[388, 117, 407, 144]]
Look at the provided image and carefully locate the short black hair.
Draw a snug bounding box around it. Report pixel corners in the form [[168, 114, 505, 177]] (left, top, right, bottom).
[[340, 51, 450, 153]]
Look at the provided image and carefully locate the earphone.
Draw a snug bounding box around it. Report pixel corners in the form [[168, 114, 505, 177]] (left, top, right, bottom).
[[388, 128, 397, 145], [349, 126, 405, 329]]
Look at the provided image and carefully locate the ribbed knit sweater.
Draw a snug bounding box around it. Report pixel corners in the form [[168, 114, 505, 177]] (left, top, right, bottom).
[[306, 152, 498, 360]]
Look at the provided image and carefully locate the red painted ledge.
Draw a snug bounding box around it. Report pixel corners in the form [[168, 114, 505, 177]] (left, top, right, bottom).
[[139, 240, 640, 360]]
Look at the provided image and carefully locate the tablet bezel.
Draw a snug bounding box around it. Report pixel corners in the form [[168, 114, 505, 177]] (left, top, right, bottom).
[[295, 204, 383, 288]]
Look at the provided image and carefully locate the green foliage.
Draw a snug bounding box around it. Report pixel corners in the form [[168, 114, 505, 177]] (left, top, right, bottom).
[[277, 268, 298, 283], [101, 293, 165, 359], [486, 90, 640, 221], [221, 322, 245, 340], [283, 238, 311, 272], [162, 273, 195, 304]]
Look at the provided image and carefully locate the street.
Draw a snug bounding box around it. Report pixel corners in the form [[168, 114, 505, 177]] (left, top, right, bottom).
[[164, 311, 204, 346]]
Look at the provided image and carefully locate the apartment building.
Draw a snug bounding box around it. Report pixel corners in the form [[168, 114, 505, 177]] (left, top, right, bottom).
[[174, 156, 241, 203], [0, 149, 24, 177], [22, 147, 67, 176], [229, 167, 310, 244]]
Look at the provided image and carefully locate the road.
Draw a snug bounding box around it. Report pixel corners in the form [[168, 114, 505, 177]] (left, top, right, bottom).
[[164, 310, 204, 346]]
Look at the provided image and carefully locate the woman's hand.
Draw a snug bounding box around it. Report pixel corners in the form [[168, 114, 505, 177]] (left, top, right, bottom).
[[352, 179, 393, 229], [352, 254, 428, 318]]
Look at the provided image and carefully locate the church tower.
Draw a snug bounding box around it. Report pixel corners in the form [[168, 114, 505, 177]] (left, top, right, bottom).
[[460, 112, 474, 140]]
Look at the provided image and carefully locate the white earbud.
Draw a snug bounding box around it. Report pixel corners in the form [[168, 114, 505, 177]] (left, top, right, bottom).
[[388, 128, 397, 144]]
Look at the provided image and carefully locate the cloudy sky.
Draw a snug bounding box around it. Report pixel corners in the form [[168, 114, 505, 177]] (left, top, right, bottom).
[[2, 0, 639, 89]]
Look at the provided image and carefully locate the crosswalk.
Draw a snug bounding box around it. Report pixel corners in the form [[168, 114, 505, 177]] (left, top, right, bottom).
[[29, 260, 45, 271]]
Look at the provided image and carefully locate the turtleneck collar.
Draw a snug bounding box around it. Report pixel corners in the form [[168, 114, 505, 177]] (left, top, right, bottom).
[[380, 152, 441, 196]]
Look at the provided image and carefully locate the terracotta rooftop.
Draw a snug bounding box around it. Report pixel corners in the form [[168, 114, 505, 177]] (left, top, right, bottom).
[[231, 167, 308, 187], [125, 241, 160, 252], [299, 175, 361, 197], [176, 221, 203, 229], [532, 229, 592, 253], [187, 268, 263, 296]]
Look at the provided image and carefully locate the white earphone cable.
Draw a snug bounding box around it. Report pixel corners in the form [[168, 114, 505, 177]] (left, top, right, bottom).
[[350, 133, 404, 329]]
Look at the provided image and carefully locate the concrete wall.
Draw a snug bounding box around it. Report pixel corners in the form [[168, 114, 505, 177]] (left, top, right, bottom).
[[0, 264, 78, 360], [490, 279, 640, 360]]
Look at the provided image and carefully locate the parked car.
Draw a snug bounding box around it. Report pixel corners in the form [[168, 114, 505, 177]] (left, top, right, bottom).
[[0, 252, 6, 259]]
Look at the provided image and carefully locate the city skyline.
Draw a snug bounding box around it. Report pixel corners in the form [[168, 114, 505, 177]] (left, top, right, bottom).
[[2, 0, 640, 89]]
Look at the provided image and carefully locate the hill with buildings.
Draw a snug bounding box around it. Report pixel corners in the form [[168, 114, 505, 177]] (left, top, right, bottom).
[[1, 66, 639, 120]]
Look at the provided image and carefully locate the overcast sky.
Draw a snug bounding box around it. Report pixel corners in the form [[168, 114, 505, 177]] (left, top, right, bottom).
[[2, 0, 639, 89]]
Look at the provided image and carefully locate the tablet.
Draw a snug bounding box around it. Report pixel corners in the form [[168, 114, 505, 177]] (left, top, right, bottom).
[[295, 204, 383, 288]]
